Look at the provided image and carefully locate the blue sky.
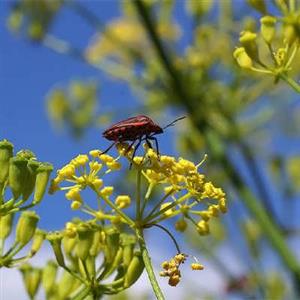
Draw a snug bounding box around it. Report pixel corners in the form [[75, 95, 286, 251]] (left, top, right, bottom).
[[0, 1, 193, 230], [0, 1, 141, 229], [2, 1, 300, 300]]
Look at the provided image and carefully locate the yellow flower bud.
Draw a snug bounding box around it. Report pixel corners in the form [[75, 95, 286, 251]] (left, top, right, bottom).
[[92, 178, 103, 189], [239, 31, 259, 61], [100, 186, 114, 197], [47, 231, 66, 267], [160, 155, 175, 166], [22, 160, 40, 201], [16, 211, 39, 246], [105, 228, 120, 263], [33, 163, 53, 204], [147, 148, 158, 160], [121, 234, 136, 268], [76, 223, 95, 260], [233, 47, 253, 69], [106, 161, 121, 170], [115, 195, 131, 209], [89, 161, 102, 172], [99, 154, 114, 163], [30, 229, 46, 257], [28, 21, 44, 40], [9, 156, 28, 199], [20, 265, 42, 299], [191, 263, 204, 270], [7, 11, 23, 31], [178, 158, 196, 172], [65, 222, 77, 238], [58, 164, 75, 179], [0, 140, 13, 185], [0, 213, 14, 239], [175, 219, 188, 232], [260, 16, 276, 44], [219, 198, 227, 213], [57, 271, 77, 299], [124, 252, 144, 288], [89, 230, 102, 257], [73, 154, 89, 167], [65, 187, 82, 202], [42, 261, 58, 295], [62, 235, 77, 256], [161, 261, 169, 270], [89, 149, 100, 157], [284, 24, 297, 46], [197, 220, 210, 235], [208, 204, 219, 217], [133, 156, 144, 165], [71, 200, 82, 210]]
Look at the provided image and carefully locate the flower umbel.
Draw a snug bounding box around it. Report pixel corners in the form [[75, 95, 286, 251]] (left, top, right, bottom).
[[50, 145, 227, 292]]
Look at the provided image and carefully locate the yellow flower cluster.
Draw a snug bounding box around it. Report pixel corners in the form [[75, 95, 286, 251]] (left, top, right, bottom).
[[85, 18, 180, 65], [119, 145, 227, 234], [233, 13, 300, 80], [49, 151, 129, 213]]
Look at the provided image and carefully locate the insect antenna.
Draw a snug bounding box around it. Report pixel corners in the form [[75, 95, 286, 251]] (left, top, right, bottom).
[[162, 116, 186, 130]]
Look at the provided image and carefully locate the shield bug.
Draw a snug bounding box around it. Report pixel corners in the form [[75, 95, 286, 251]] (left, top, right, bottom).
[[100, 115, 185, 161]]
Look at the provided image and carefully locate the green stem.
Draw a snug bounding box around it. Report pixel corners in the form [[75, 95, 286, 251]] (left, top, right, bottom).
[[136, 228, 165, 300], [289, 0, 296, 12], [71, 285, 91, 300], [144, 192, 191, 224], [141, 183, 154, 216], [136, 169, 142, 220], [0, 239, 4, 257], [279, 73, 300, 93], [144, 189, 175, 222]]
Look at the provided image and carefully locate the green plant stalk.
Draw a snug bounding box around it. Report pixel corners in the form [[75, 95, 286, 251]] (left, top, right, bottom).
[[144, 192, 191, 224], [136, 228, 165, 300], [136, 169, 142, 221], [0, 239, 4, 256], [279, 73, 300, 93], [144, 189, 176, 222], [217, 149, 300, 280], [141, 183, 154, 216], [133, 0, 300, 288], [71, 285, 92, 300]]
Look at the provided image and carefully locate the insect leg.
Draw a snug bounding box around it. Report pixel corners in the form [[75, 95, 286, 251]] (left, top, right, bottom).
[[99, 141, 117, 155], [124, 139, 137, 155], [147, 136, 160, 158], [129, 138, 142, 169]]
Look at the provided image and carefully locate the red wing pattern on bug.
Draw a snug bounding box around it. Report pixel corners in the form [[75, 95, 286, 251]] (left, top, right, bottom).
[[102, 115, 162, 141]]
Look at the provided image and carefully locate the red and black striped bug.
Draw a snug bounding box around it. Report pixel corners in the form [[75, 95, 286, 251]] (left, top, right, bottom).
[[100, 115, 185, 162]]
